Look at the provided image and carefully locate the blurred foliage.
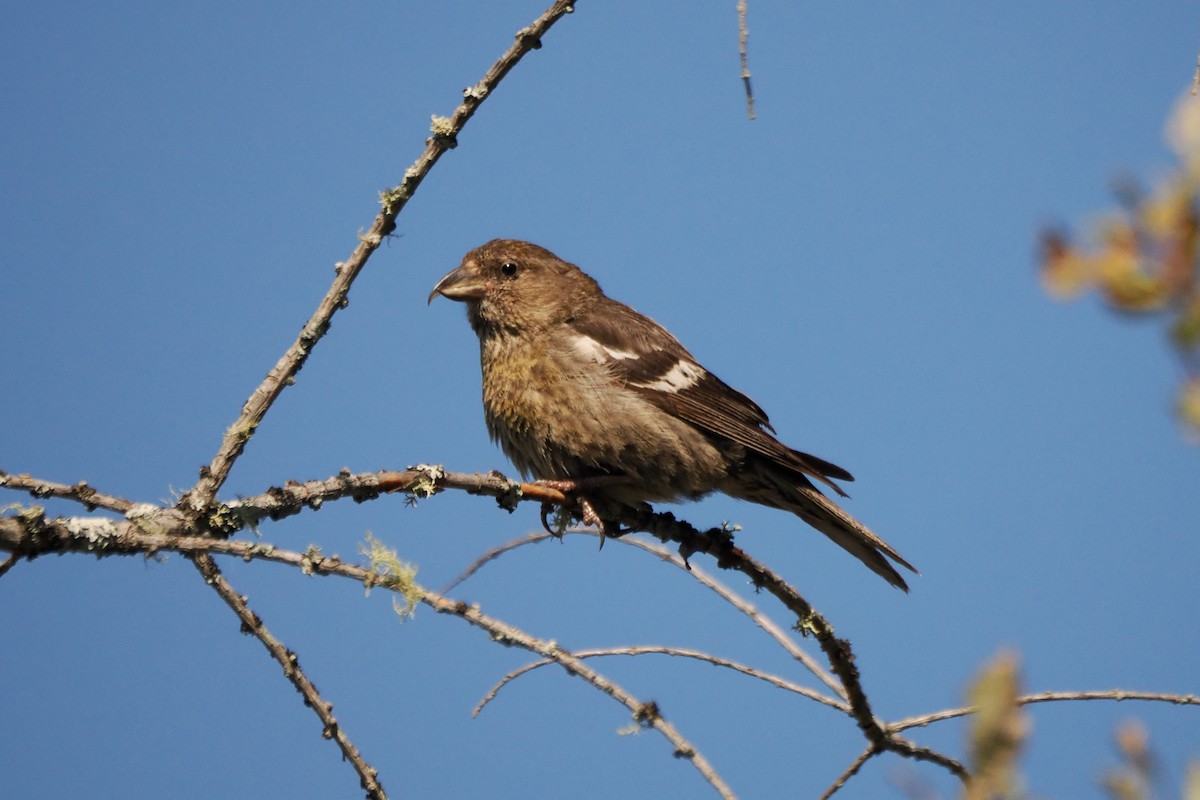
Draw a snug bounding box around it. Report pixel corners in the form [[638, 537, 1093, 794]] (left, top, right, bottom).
[[1104, 720, 1158, 800], [1040, 90, 1200, 439], [1101, 719, 1200, 800], [963, 651, 1030, 800], [933, 653, 1200, 800]]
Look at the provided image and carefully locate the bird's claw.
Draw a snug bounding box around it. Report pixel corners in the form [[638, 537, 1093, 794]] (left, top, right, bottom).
[[533, 478, 624, 549], [577, 496, 607, 549], [539, 502, 565, 539]]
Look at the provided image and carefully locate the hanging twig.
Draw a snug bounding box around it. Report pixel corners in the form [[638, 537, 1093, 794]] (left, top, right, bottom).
[[737, 0, 755, 118]]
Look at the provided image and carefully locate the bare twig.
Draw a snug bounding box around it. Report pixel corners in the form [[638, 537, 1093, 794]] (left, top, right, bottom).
[[443, 528, 846, 700], [629, 516, 882, 727], [427, 599, 738, 800], [0, 470, 133, 513], [818, 745, 879, 800], [190, 553, 387, 800], [888, 735, 968, 782], [474, 645, 849, 717], [890, 689, 1200, 733], [612, 534, 846, 701], [737, 0, 755, 119], [180, 0, 583, 512], [441, 531, 553, 593]]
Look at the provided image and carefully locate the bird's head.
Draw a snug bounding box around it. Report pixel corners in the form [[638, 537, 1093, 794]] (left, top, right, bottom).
[[429, 239, 601, 336]]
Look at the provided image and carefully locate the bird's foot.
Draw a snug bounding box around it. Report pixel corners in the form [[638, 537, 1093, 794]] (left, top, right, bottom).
[[532, 476, 628, 493], [532, 477, 632, 549]]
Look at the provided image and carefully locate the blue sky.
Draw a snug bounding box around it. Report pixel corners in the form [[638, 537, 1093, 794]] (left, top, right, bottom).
[[3, 2, 1198, 798]]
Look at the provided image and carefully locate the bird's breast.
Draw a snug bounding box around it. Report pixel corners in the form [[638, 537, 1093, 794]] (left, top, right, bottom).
[[476, 332, 728, 500], [478, 335, 583, 477]]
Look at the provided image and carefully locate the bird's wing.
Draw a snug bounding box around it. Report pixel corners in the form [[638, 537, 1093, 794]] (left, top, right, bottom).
[[567, 299, 854, 493]]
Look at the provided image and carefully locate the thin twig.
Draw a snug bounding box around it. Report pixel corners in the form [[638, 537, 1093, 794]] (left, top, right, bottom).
[[474, 645, 849, 717], [180, 0, 583, 512], [631, 515, 884, 730], [441, 531, 553, 593], [890, 689, 1200, 733], [443, 527, 845, 700], [189, 553, 387, 800], [627, 511, 967, 778], [0, 470, 133, 513], [427, 598, 738, 800], [888, 734, 968, 781], [737, 0, 755, 119], [818, 745, 879, 800], [614, 535, 846, 701]]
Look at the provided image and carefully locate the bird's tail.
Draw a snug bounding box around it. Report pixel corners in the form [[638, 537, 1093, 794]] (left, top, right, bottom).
[[722, 462, 917, 591]]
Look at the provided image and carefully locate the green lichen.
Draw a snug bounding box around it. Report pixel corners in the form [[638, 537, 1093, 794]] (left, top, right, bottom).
[[404, 464, 445, 504], [361, 533, 422, 620]]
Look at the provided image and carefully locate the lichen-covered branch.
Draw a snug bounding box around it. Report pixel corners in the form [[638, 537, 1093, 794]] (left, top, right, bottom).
[[7, 468, 1200, 791], [0, 508, 735, 799], [0, 470, 133, 513], [1, 469, 963, 780]]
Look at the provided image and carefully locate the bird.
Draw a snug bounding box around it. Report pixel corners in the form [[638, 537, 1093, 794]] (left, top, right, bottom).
[[428, 239, 916, 590]]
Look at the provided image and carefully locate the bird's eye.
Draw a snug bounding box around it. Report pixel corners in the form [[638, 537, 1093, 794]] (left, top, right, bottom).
[[500, 261, 518, 277]]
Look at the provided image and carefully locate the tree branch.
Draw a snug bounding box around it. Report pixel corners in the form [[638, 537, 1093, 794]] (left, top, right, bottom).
[[0, 508, 736, 799], [190, 553, 387, 800], [611, 533, 847, 701], [0, 476, 968, 783], [444, 528, 847, 701], [0, 470, 133, 513], [180, 0, 583, 512], [818, 745, 879, 800], [609, 510, 973, 779]]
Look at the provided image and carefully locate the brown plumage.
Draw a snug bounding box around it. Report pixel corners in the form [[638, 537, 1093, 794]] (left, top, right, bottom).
[[429, 239, 916, 590]]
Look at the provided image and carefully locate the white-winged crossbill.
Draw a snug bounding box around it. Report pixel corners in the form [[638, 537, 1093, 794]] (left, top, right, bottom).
[[430, 239, 915, 590]]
